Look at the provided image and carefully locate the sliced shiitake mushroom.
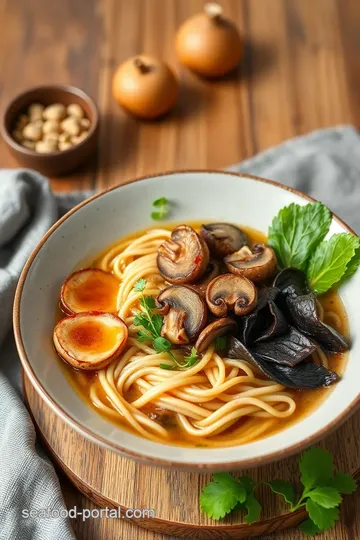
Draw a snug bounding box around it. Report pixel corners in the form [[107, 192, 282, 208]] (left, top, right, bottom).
[[224, 244, 277, 282], [157, 225, 209, 284], [156, 285, 207, 344], [60, 268, 119, 315], [195, 317, 237, 353], [53, 312, 128, 370], [191, 259, 220, 296], [200, 223, 248, 258], [206, 274, 257, 317]]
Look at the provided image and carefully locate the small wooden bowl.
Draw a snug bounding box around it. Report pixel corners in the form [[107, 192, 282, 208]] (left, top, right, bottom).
[[1, 85, 99, 177]]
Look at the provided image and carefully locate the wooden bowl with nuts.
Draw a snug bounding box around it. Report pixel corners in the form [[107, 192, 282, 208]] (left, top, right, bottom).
[[1, 85, 99, 176]]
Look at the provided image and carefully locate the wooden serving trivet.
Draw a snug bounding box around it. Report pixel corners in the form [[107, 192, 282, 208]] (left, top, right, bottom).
[[23, 372, 360, 539]]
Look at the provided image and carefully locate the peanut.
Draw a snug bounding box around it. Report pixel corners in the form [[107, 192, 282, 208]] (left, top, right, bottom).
[[22, 122, 42, 141], [67, 103, 84, 119], [43, 103, 66, 121], [35, 140, 58, 153], [42, 119, 60, 134], [61, 116, 81, 136], [28, 103, 44, 121], [58, 140, 73, 151]]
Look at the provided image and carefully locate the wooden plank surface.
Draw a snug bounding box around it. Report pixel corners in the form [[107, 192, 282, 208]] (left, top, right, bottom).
[[1, 0, 360, 539]]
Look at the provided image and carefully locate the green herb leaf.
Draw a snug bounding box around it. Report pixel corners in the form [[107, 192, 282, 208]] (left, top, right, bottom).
[[239, 476, 255, 496], [133, 313, 152, 332], [137, 330, 152, 342], [329, 473, 357, 495], [151, 197, 169, 221], [267, 480, 296, 505], [307, 233, 360, 294], [215, 336, 228, 351], [306, 500, 339, 531], [339, 245, 360, 284], [152, 314, 164, 336], [300, 448, 334, 490], [244, 493, 262, 524], [299, 518, 321, 536], [134, 278, 147, 292], [268, 202, 332, 270], [153, 336, 172, 353], [159, 363, 174, 370], [200, 473, 247, 520], [184, 346, 199, 367], [139, 295, 156, 310], [308, 487, 342, 509]]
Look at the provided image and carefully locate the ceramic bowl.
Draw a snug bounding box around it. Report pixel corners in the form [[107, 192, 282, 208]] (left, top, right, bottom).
[[14, 171, 360, 470], [1, 85, 99, 176]]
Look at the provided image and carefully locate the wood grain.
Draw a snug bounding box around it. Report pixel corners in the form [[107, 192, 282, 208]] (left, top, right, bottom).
[[2, 0, 360, 538]]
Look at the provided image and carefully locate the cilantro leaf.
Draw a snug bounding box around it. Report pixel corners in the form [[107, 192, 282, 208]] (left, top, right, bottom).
[[329, 473, 357, 494], [137, 330, 152, 342], [139, 295, 156, 310], [151, 197, 169, 221], [200, 473, 246, 520], [307, 233, 360, 294], [306, 500, 339, 531], [184, 347, 199, 367], [133, 313, 152, 332], [215, 336, 227, 351], [267, 480, 296, 505], [159, 363, 174, 370], [134, 278, 147, 292], [268, 202, 331, 270], [308, 487, 342, 508], [153, 336, 172, 353], [152, 314, 164, 336], [244, 493, 262, 524], [300, 448, 334, 490], [299, 518, 321, 536]]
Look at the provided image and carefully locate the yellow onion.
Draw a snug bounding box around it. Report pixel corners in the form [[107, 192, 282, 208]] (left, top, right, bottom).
[[176, 3, 243, 77], [112, 55, 179, 119]]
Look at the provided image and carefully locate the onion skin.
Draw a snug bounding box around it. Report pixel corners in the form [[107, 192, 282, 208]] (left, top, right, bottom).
[[175, 9, 243, 77], [112, 55, 179, 119]]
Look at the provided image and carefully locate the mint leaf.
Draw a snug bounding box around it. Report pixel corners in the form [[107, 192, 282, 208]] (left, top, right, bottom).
[[200, 473, 246, 520], [307, 233, 360, 294], [267, 480, 296, 505], [268, 202, 331, 270], [308, 487, 342, 508], [306, 500, 339, 531], [329, 473, 357, 494], [299, 518, 321, 536], [134, 278, 147, 292], [244, 494, 262, 524], [151, 197, 169, 221], [339, 245, 360, 283], [300, 448, 333, 490]]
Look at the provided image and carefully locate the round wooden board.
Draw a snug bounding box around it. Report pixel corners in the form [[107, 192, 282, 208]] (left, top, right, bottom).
[[23, 372, 360, 539]]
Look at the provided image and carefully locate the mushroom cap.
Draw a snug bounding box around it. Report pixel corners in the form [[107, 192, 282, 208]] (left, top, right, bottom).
[[224, 244, 277, 282], [195, 317, 237, 353], [157, 225, 209, 284], [60, 268, 119, 315], [206, 273, 257, 317], [200, 223, 248, 258], [157, 285, 207, 343], [53, 312, 128, 370], [191, 259, 220, 296]]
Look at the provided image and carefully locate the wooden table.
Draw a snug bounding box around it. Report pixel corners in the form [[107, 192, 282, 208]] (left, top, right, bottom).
[[1, 0, 359, 539]]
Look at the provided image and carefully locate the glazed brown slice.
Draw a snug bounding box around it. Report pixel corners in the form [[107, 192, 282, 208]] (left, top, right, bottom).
[[157, 285, 207, 344], [206, 274, 257, 317], [157, 225, 209, 284], [224, 244, 276, 282], [60, 268, 119, 315], [53, 312, 128, 370]]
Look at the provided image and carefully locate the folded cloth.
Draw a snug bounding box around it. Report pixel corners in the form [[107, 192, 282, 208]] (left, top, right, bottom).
[[0, 125, 359, 540]]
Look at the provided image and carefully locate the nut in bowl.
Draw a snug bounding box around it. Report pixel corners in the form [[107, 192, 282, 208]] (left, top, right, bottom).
[[14, 171, 360, 470], [1, 85, 99, 176]]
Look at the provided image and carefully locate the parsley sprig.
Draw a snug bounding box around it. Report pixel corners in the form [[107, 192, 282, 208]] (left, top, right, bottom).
[[200, 447, 357, 535], [133, 279, 199, 370]]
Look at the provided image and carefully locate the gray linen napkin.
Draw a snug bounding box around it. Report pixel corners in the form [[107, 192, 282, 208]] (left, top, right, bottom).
[[1, 125, 360, 540]]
